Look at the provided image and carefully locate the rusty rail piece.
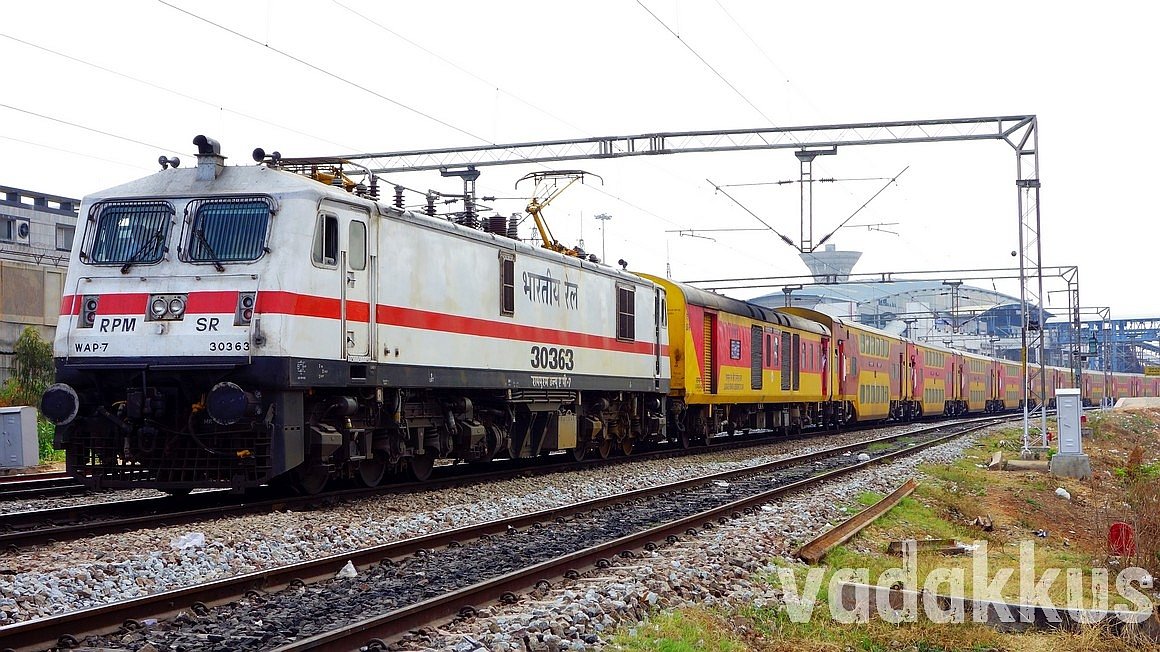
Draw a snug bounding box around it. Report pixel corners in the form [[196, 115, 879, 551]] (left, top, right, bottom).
[[269, 421, 1004, 652], [0, 416, 1007, 652], [796, 478, 920, 564], [836, 582, 1160, 640], [885, 538, 968, 556]]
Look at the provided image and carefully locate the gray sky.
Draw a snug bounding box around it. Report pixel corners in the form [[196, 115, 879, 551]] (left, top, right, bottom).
[[3, 1, 1155, 318]]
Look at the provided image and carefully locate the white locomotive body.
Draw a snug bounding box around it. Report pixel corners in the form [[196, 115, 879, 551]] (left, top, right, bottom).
[[44, 137, 669, 492]]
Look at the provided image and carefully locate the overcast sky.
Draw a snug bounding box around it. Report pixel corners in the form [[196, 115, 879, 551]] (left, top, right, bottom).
[[2, 1, 1155, 318]]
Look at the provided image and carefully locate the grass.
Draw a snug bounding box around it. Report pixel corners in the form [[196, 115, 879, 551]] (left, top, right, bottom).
[[608, 608, 747, 652], [38, 418, 64, 463], [610, 415, 1160, 652]]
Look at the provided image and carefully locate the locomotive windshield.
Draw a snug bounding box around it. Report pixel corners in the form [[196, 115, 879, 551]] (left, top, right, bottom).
[[184, 197, 272, 264], [85, 201, 174, 266]]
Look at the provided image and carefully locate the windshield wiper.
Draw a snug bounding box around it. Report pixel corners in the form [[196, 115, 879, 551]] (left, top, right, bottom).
[[120, 230, 164, 274], [194, 229, 226, 272]]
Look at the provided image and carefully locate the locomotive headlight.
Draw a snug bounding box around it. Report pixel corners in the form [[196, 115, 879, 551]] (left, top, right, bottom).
[[150, 298, 168, 318], [168, 297, 186, 317]]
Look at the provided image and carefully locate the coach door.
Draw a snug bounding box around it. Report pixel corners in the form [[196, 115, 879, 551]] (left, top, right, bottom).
[[324, 201, 374, 361], [703, 312, 718, 394]]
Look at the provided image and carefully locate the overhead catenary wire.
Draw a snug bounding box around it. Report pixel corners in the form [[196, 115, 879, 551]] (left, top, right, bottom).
[[811, 166, 909, 250], [705, 178, 798, 250], [0, 133, 151, 171], [156, 0, 491, 146], [634, 0, 792, 146], [0, 102, 181, 156], [0, 33, 361, 154]]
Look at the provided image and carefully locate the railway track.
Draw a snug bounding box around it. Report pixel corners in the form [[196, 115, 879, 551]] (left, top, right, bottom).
[[0, 473, 87, 502], [0, 415, 1010, 652], [0, 416, 969, 549]]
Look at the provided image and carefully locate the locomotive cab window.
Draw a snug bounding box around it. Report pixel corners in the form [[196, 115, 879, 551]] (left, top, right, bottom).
[[83, 200, 174, 265], [500, 252, 515, 316], [616, 284, 635, 341], [313, 213, 339, 267], [184, 197, 273, 264]]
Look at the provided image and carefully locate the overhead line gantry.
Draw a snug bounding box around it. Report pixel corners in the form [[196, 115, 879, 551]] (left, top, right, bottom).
[[286, 114, 1047, 452]]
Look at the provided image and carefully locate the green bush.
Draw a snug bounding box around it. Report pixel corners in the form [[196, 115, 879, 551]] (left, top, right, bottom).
[[1, 328, 62, 463], [0, 326, 53, 408]]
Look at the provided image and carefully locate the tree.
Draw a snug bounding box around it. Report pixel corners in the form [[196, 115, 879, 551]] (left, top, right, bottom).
[[1, 327, 53, 407]]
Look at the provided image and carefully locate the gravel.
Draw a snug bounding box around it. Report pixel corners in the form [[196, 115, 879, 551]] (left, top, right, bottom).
[[397, 430, 990, 651], [0, 422, 948, 627]]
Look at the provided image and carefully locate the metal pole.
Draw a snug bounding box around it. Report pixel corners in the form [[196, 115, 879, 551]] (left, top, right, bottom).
[[595, 213, 612, 262], [1017, 181, 1030, 455]]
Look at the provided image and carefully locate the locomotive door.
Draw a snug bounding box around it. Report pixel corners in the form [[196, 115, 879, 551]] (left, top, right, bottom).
[[325, 201, 374, 361]]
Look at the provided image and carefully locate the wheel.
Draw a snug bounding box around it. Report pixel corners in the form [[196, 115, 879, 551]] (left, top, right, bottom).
[[357, 455, 388, 488], [571, 444, 588, 462], [408, 452, 435, 482], [597, 438, 614, 460], [620, 438, 634, 456], [293, 464, 329, 495], [678, 428, 691, 449]]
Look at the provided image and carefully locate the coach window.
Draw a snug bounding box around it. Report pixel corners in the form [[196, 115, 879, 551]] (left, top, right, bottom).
[[500, 252, 515, 316], [348, 221, 367, 270], [617, 285, 635, 341], [313, 213, 339, 267]]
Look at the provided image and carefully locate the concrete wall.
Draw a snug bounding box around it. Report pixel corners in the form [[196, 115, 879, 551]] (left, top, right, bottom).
[[0, 185, 78, 384]]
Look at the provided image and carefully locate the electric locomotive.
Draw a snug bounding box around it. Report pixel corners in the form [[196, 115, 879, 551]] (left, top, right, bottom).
[[41, 136, 669, 494]]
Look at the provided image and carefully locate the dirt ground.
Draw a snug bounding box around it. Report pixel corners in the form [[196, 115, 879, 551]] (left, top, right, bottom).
[[609, 411, 1160, 651], [956, 408, 1160, 574]]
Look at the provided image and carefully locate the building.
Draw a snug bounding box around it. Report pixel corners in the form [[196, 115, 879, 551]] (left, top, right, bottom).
[[0, 185, 79, 383], [746, 246, 1052, 363]]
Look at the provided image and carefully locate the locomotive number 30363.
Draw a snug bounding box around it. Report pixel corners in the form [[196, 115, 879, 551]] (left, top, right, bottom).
[[530, 345, 575, 371]]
